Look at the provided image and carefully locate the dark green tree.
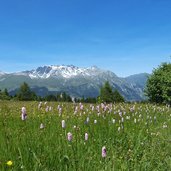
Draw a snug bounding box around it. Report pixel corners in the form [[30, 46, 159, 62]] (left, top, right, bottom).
[[145, 62, 171, 104], [45, 94, 57, 101], [100, 81, 114, 103], [55, 92, 72, 102], [84, 97, 97, 103], [17, 82, 37, 101], [100, 81, 124, 103], [113, 90, 125, 102], [4, 88, 9, 96], [0, 88, 11, 100], [65, 94, 72, 102]]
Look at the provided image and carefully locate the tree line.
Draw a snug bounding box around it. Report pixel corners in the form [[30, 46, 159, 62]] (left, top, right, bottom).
[[0, 82, 74, 102], [0, 81, 125, 103]]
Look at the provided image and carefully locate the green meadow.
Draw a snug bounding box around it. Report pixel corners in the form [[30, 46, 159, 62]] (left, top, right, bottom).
[[0, 101, 171, 171]]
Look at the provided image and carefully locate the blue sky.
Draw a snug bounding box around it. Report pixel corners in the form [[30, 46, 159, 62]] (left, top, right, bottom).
[[0, 0, 171, 77]]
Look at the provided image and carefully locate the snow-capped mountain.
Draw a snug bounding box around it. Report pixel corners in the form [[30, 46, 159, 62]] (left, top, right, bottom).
[[0, 65, 149, 101], [0, 71, 6, 76], [22, 65, 106, 79]]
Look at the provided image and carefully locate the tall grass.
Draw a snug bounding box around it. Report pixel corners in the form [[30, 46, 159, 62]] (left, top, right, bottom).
[[0, 101, 170, 170]]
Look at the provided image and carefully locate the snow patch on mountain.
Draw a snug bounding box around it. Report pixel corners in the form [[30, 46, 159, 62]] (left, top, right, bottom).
[[0, 71, 6, 76], [26, 65, 103, 79]]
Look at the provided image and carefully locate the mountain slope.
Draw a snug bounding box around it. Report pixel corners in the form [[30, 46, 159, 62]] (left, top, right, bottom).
[[125, 73, 150, 87], [0, 65, 149, 101]]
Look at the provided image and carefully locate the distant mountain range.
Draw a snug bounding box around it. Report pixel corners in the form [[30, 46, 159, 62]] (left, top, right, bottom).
[[0, 65, 150, 101]]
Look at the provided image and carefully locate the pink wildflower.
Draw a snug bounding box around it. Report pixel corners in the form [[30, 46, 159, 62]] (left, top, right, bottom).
[[102, 146, 107, 158], [21, 107, 27, 120], [67, 132, 72, 141]]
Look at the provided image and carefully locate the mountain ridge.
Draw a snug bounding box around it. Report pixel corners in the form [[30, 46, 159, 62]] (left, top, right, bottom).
[[0, 65, 150, 101]]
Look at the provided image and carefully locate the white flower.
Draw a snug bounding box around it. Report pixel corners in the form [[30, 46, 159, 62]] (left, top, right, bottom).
[[62, 120, 66, 128], [85, 133, 88, 141], [118, 127, 121, 132], [21, 107, 26, 114], [126, 116, 130, 120], [163, 123, 168, 128], [112, 119, 115, 124], [40, 123, 45, 129], [86, 117, 90, 123]]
